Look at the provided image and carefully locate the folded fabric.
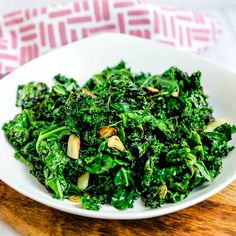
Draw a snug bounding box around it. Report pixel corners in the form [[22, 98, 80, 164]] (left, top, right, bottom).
[[0, 0, 221, 75]]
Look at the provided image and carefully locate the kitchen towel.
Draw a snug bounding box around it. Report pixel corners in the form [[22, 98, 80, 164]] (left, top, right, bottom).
[[0, 0, 221, 75]]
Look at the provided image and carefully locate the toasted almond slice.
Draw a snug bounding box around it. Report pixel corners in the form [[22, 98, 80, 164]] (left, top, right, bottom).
[[82, 89, 96, 98], [77, 172, 90, 190], [99, 126, 117, 139], [171, 89, 179, 98], [143, 87, 159, 94], [67, 134, 81, 159], [108, 135, 125, 152], [205, 119, 227, 132], [69, 196, 81, 203]]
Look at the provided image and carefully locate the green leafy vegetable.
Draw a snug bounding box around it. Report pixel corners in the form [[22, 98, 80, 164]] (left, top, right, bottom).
[[2, 61, 236, 211]]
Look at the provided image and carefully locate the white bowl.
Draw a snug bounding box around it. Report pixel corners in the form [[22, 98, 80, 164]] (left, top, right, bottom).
[[0, 33, 236, 219]]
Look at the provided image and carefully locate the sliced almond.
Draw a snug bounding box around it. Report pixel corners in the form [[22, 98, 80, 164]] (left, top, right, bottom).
[[99, 126, 117, 139], [107, 135, 125, 152], [77, 172, 90, 190], [82, 89, 96, 98], [205, 119, 227, 132], [69, 196, 81, 203], [171, 89, 179, 98], [67, 134, 81, 159], [143, 87, 159, 94]]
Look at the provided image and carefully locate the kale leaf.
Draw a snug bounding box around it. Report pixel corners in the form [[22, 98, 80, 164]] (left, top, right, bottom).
[[2, 61, 236, 211]]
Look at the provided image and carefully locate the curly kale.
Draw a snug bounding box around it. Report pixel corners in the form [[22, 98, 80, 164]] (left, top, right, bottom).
[[2, 62, 236, 210]]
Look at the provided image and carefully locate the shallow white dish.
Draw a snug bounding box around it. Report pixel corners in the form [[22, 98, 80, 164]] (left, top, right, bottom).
[[0, 33, 236, 220]]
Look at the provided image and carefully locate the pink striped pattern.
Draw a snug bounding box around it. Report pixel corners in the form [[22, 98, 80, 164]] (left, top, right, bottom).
[[128, 10, 149, 16], [70, 29, 78, 41], [10, 31, 17, 49], [39, 22, 46, 46], [118, 13, 125, 33], [102, 0, 110, 20], [0, 0, 221, 74], [74, 2, 80, 13], [0, 53, 18, 61], [59, 22, 68, 45], [67, 16, 92, 24], [129, 18, 150, 25], [21, 34, 37, 42], [49, 10, 72, 18], [19, 24, 35, 33], [48, 24, 56, 48], [4, 18, 24, 26], [3, 11, 21, 18]]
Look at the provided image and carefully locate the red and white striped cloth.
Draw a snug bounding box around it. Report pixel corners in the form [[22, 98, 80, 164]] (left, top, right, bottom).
[[0, 0, 221, 75]]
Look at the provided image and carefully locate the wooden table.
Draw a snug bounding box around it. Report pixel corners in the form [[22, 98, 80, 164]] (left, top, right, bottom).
[[0, 180, 236, 236]]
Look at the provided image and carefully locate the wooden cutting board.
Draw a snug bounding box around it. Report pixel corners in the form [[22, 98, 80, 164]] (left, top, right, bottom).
[[0, 179, 236, 236]]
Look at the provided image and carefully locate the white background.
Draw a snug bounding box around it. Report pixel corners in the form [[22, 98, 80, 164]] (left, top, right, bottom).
[[0, 0, 236, 235]]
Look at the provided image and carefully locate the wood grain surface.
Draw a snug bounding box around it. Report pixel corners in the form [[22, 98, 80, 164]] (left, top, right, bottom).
[[0, 180, 236, 236]]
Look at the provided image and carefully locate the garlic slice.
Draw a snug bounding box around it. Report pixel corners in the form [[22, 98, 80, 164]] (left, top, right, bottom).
[[77, 172, 90, 190], [159, 184, 168, 198], [99, 126, 117, 138], [143, 87, 159, 94], [108, 135, 125, 152], [69, 196, 81, 203], [67, 134, 80, 159], [82, 89, 96, 98], [171, 89, 179, 98], [205, 119, 227, 132]]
